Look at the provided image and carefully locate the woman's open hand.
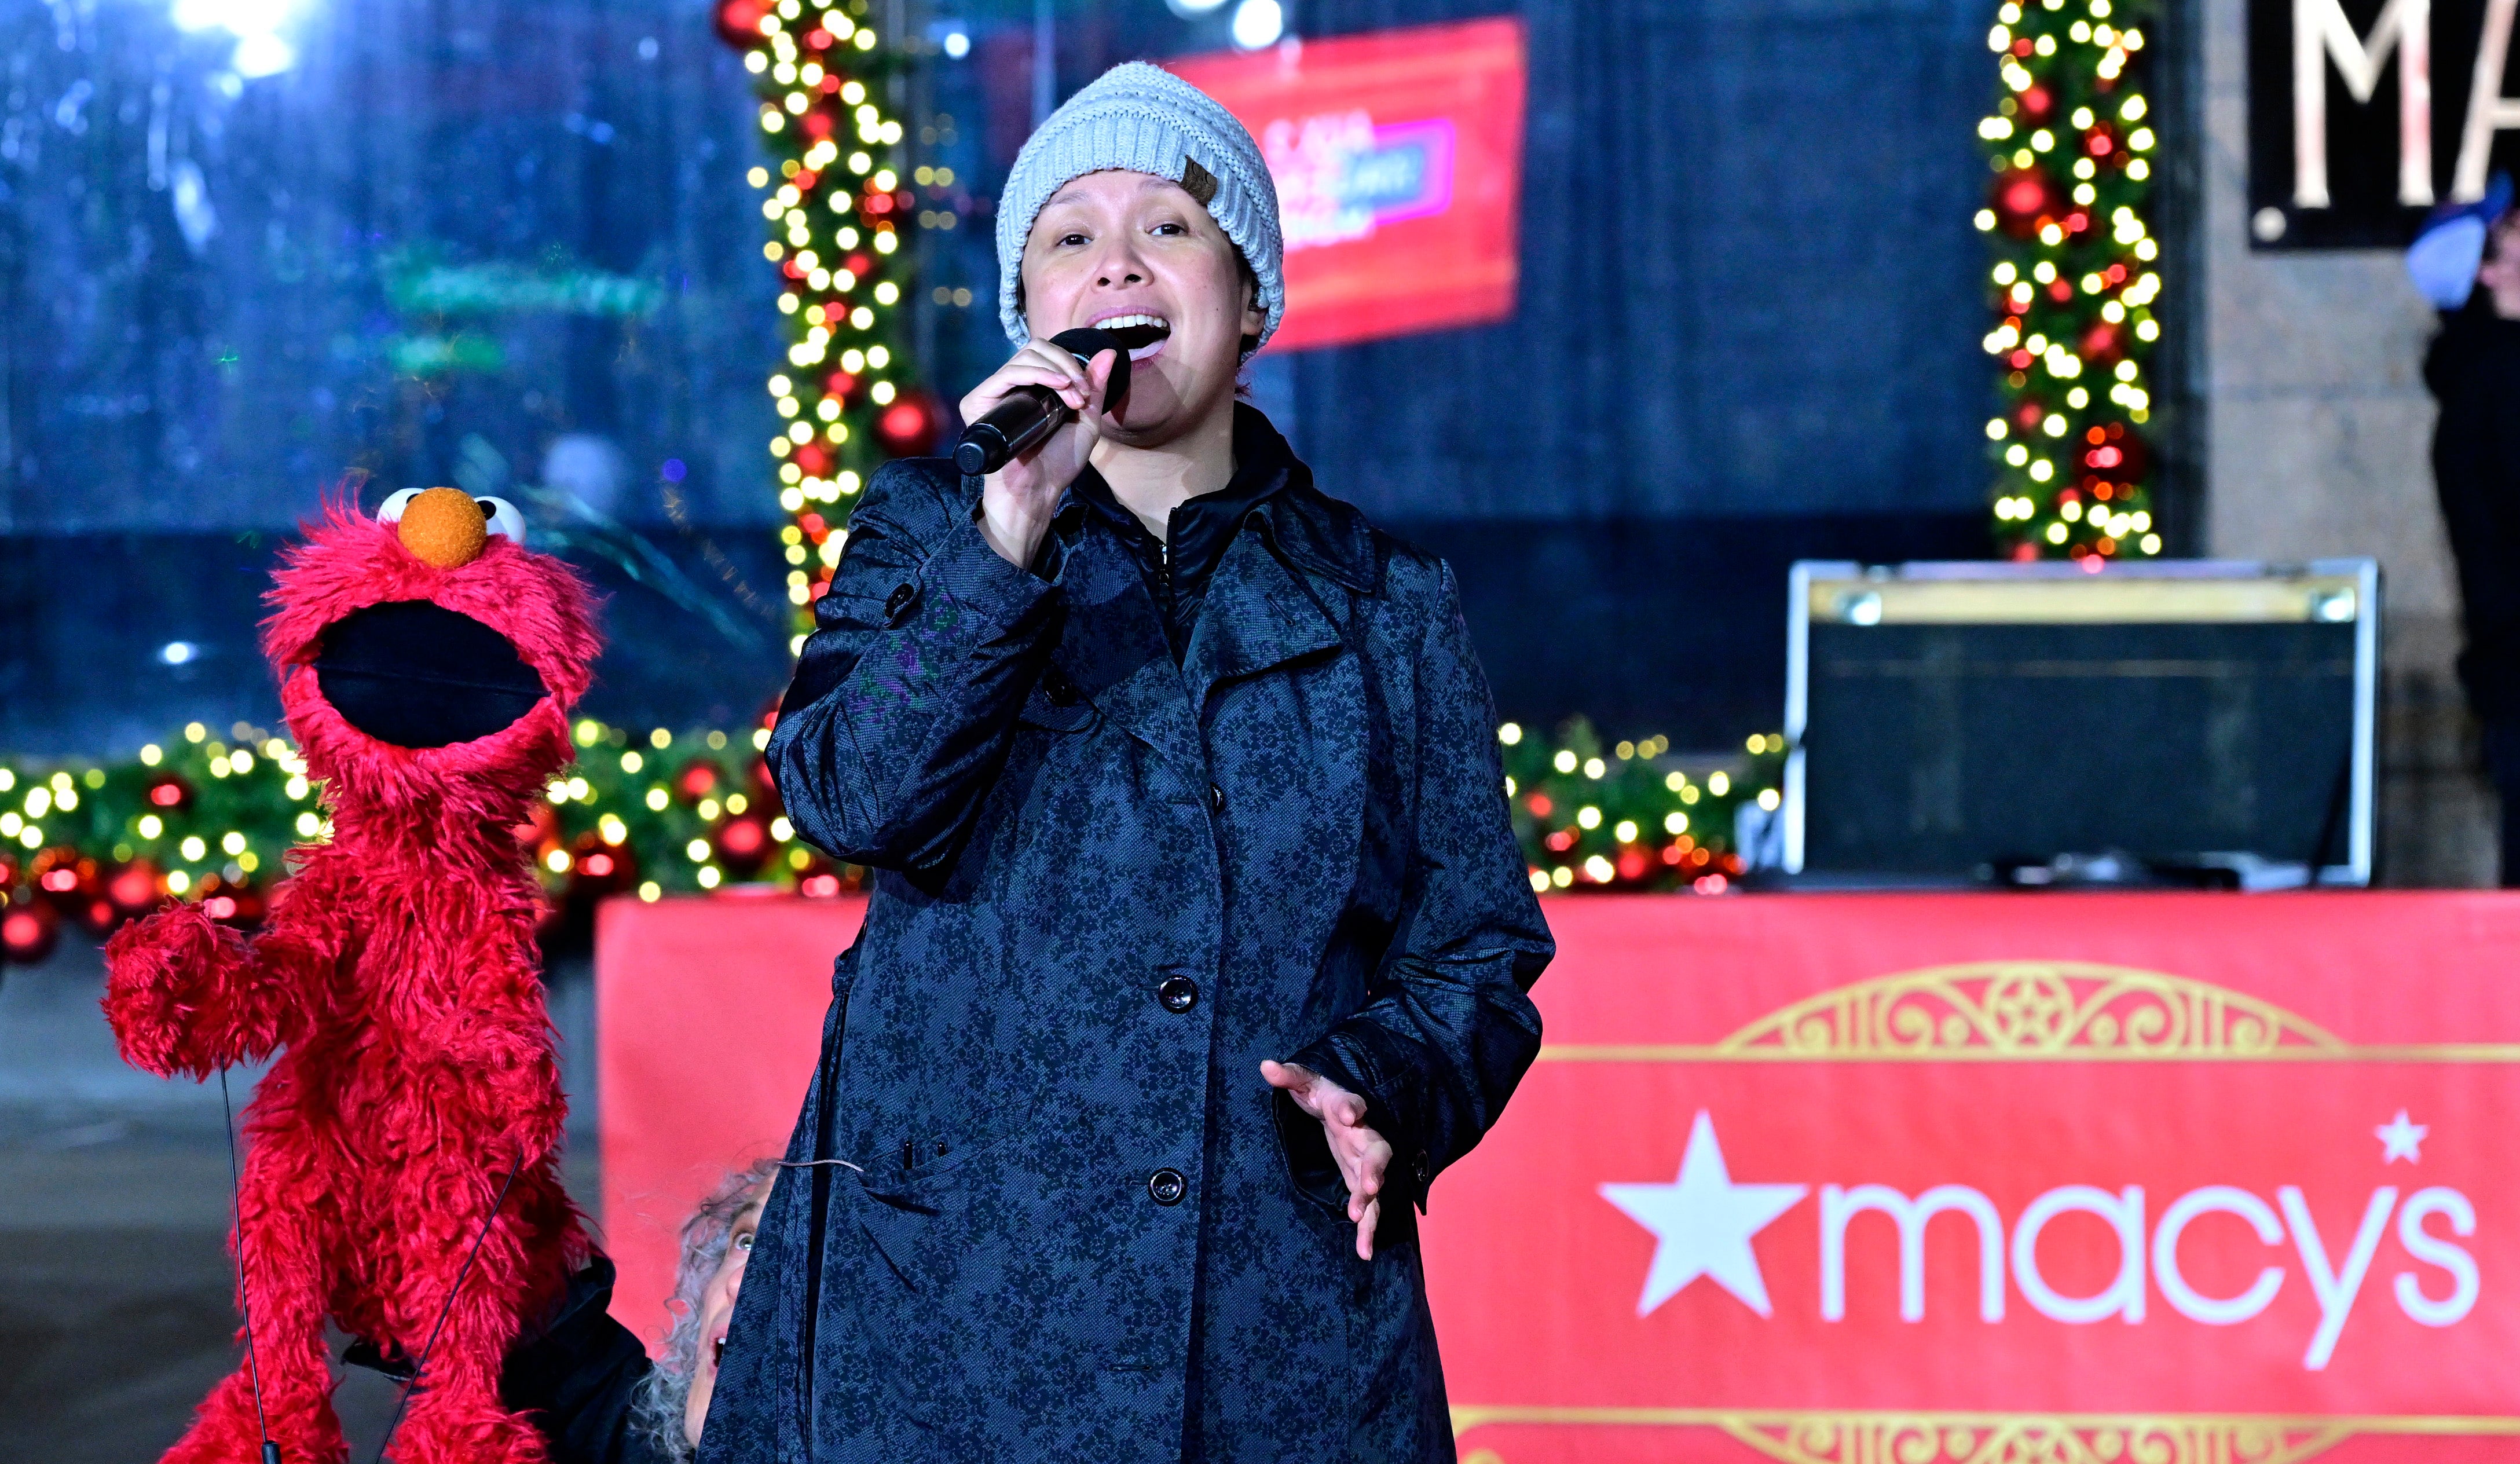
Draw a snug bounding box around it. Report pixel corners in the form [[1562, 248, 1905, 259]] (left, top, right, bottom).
[[959, 340, 1122, 570], [1261, 1059, 1393, 1260]]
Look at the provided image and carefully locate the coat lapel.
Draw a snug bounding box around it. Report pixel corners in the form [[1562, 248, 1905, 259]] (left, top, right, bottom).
[[1182, 522, 1346, 713], [1047, 515, 1208, 778]]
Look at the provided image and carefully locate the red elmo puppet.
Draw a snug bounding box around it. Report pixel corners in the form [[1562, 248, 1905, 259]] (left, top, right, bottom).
[[106, 486, 602, 1463]]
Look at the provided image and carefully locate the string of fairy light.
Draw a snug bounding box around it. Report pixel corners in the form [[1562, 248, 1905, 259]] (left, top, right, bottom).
[[1973, 0, 2162, 561], [0, 716, 1783, 959], [716, 0, 942, 646]]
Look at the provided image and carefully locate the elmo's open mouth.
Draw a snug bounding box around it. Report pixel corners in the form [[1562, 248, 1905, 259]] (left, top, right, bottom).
[[314, 601, 548, 749]]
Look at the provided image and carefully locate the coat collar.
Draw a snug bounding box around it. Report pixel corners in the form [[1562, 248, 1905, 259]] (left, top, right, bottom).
[[1039, 416, 1383, 770], [1180, 515, 1346, 711], [1042, 408, 1383, 599]]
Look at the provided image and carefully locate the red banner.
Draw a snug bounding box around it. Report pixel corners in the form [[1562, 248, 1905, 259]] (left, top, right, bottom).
[[1429, 894, 2520, 1463], [595, 893, 866, 1345], [1166, 19, 1527, 352], [594, 892, 2520, 1461]]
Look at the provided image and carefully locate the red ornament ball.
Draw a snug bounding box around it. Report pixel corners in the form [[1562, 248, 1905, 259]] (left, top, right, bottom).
[[876, 389, 944, 458], [2, 895, 60, 965], [1991, 167, 2056, 239], [712, 0, 768, 48], [108, 859, 163, 916], [713, 815, 773, 877]]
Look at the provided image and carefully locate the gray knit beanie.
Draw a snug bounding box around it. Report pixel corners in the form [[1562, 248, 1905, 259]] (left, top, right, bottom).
[[996, 62, 1285, 356]]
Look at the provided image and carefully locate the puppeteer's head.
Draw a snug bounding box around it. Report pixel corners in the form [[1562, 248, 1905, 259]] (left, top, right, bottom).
[[259, 486, 601, 818]]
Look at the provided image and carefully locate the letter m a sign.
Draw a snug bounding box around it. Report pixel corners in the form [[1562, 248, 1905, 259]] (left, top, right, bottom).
[[2252, 0, 2520, 245]]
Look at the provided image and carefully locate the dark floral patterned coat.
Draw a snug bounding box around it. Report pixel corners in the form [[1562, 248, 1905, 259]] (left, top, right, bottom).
[[701, 426, 1553, 1464]]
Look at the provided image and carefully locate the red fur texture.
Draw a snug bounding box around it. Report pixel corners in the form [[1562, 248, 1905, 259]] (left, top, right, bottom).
[[104, 503, 602, 1463]]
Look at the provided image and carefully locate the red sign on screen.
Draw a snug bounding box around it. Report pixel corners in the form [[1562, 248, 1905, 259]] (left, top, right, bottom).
[[1167, 18, 1527, 352]]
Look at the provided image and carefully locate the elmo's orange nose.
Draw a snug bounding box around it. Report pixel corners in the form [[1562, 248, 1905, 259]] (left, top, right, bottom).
[[397, 486, 489, 569]]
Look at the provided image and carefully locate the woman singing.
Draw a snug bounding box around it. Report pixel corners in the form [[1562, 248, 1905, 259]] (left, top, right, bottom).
[[701, 62, 1553, 1463]]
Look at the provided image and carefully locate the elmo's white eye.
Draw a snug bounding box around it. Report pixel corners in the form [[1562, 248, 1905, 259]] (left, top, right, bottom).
[[376, 488, 423, 524], [476, 496, 526, 542]]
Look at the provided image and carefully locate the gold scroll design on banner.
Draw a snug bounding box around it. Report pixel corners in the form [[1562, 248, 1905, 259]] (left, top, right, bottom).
[[1446, 1408, 2517, 1463], [1719, 962, 2343, 1062], [1720, 1412, 2349, 1464]]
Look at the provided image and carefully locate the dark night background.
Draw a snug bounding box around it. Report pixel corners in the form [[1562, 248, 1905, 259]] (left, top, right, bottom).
[[0, 0, 1996, 756]]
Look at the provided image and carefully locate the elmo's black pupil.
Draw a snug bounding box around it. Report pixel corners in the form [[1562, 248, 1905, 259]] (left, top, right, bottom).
[[314, 601, 547, 749]]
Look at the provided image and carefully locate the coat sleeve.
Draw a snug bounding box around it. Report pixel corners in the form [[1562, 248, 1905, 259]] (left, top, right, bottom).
[[1288, 558, 1553, 1208], [768, 460, 1065, 872]]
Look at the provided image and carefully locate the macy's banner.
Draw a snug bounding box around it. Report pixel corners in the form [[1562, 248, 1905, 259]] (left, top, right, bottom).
[[1430, 894, 2520, 1464], [595, 892, 2520, 1462]]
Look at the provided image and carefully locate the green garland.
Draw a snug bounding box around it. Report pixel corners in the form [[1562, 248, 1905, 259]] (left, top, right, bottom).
[[0, 717, 1777, 957], [1975, 0, 2161, 561]]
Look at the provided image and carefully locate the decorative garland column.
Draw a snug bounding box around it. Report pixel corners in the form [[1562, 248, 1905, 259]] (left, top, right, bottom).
[[1976, 0, 2162, 562], [710, 0, 943, 640]]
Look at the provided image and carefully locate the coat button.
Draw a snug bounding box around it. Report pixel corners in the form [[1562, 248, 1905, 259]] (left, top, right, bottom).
[[1157, 976, 1199, 1012], [1208, 783, 1224, 812], [1147, 1168, 1188, 1206], [884, 582, 918, 623]]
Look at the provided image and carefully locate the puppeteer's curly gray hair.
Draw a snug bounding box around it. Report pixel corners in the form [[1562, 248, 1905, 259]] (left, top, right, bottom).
[[628, 1159, 781, 1461]]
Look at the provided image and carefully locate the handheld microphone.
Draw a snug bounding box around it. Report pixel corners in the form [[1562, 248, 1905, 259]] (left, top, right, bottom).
[[951, 327, 1131, 477]]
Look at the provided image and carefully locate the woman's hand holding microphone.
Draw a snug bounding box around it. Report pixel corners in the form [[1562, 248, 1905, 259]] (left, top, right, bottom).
[[960, 342, 1124, 571]]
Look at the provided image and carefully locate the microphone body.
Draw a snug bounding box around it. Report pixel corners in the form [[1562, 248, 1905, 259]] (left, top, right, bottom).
[[952, 327, 1131, 478]]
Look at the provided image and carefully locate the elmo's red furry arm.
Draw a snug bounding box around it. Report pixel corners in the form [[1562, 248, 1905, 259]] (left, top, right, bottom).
[[104, 850, 350, 1079]]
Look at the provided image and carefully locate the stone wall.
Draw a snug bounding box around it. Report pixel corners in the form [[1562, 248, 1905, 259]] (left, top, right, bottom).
[[2196, 0, 2500, 884]]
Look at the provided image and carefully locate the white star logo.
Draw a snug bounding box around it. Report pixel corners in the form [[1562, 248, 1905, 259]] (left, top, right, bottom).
[[2375, 1109, 2428, 1164], [1599, 1110, 1807, 1318]]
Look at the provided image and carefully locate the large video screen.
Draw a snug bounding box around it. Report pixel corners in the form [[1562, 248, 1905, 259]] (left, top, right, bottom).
[[1168, 18, 1526, 353]]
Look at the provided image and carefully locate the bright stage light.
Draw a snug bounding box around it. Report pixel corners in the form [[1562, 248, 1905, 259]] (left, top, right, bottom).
[[941, 28, 969, 58], [232, 32, 296, 76], [173, 0, 292, 34], [1229, 0, 1283, 49], [1166, 0, 1230, 13]]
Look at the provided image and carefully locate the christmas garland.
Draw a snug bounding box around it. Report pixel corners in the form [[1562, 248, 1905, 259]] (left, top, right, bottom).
[[1976, 0, 2161, 561], [0, 718, 1771, 962], [709, 0, 951, 644]]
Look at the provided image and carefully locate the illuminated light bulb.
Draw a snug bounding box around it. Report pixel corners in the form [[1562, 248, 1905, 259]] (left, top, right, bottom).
[[1708, 771, 1730, 796], [1665, 812, 1689, 835], [1577, 806, 1602, 830], [141, 814, 166, 839], [1554, 750, 1577, 774], [647, 787, 671, 811]]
